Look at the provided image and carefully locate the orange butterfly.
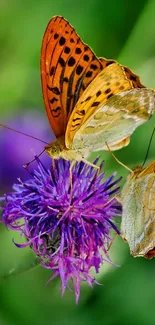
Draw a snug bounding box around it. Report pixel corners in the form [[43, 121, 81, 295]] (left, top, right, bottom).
[[41, 16, 155, 165]]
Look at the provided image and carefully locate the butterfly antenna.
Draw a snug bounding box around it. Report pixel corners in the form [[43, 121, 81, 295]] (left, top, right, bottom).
[[23, 149, 46, 168], [0, 123, 48, 145], [142, 126, 155, 168], [105, 141, 133, 173]]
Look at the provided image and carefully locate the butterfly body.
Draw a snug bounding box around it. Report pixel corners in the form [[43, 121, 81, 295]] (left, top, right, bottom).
[[121, 162, 155, 259], [45, 137, 85, 162], [41, 16, 155, 164]]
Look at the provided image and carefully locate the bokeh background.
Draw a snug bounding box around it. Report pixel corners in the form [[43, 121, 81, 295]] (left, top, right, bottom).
[[1, 0, 155, 324]]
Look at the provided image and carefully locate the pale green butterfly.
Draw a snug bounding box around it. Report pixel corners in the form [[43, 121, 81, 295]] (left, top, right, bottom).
[[106, 138, 155, 259], [121, 161, 155, 259]]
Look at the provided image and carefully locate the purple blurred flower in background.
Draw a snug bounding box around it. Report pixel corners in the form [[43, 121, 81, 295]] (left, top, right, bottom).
[[1, 157, 122, 303], [0, 111, 54, 190]]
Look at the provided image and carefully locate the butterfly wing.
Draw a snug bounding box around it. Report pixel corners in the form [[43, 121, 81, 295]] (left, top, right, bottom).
[[121, 162, 155, 258], [66, 86, 155, 153], [40, 15, 112, 138], [137, 160, 155, 176], [99, 58, 145, 88], [65, 62, 145, 149]]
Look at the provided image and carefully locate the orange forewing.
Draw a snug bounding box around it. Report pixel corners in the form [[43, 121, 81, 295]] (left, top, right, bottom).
[[40, 16, 110, 138], [41, 16, 145, 139]]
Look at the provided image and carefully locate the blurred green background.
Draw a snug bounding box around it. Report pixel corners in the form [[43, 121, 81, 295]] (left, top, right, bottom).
[[1, 0, 155, 324]]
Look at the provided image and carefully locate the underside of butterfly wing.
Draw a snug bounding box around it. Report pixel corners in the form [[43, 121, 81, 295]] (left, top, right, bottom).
[[68, 88, 155, 153], [121, 163, 155, 258], [40, 15, 111, 138], [65, 62, 146, 149]]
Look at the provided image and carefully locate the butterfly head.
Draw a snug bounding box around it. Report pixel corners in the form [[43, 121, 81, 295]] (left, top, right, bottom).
[[45, 140, 62, 159], [45, 138, 85, 162], [129, 165, 143, 180]]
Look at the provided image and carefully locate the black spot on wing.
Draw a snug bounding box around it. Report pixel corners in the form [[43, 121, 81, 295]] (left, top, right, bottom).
[[71, 122, 81, 130], [72, 117, 81, 122], [59, 36, 66, 46], [91, 101, 100, 107], [104, 88, 111, 94], [50, 97, 58, 104], [68, 57, 76, 66], [130, 75, 137, 81], [76, 109, 85, 116], [64, 46, 71, 54], [47, 85, 61, 95], [54, 33, 59, 40], [76, 65, 83, 75], [96, 90, 101, 97], [107, 93, 113, 99], [58, 57, 65, 67], [86, 71, 93, 78], [83, 54, 89, 62], [63, 77, 69, 83], [119, 85, 124, 90], [85, 96, 92, 101], [50, 66, 55, 76], [90, 63, 98, 70], [51, 106, 61, 118], [75, 47, 82, 54]]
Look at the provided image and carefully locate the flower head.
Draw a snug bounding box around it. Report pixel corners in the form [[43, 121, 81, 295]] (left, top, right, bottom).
[[1, 158, 121, 302]]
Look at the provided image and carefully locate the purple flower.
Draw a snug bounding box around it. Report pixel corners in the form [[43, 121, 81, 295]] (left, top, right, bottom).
[[0, 111, 54, 190], [1, 158, 121, 303]]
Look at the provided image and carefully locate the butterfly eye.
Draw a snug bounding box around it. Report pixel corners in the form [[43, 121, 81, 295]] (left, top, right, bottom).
[[45, 141, 61, 158], [52, 145, 59, 156]]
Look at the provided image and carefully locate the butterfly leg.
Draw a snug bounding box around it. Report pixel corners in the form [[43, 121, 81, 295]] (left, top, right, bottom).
[[103, 195, 122, 207], [81, 158, 100, 171], [103, 194, 122, 205], [69, 161, 75, 198], [107, 233, 118, 251], [115, 195, 122, 204], [105, 141, 133, 173], [52, 159, 56, 169], [81, 158, 102, 194]]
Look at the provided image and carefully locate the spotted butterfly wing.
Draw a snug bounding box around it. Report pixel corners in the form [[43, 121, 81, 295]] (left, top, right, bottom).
[[42, 16, 152, 164], [65, 63, 150, 151], [41, 16, 115, 138]]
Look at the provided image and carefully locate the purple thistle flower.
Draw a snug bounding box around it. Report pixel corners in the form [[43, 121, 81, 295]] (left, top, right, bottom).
[[1, 158, 122, 303]]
